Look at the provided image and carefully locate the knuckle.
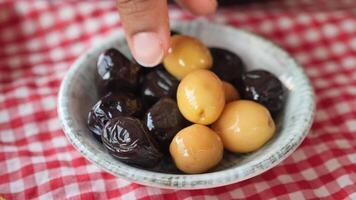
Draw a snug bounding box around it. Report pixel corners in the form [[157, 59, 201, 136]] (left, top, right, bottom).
[[117, 0, 155, 16]]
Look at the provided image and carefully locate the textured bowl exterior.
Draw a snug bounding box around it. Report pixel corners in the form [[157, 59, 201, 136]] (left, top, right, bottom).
[[58, 21, 315, 189]]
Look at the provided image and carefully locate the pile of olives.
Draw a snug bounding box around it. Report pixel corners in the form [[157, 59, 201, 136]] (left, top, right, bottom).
[[88, 34, 286, 174]]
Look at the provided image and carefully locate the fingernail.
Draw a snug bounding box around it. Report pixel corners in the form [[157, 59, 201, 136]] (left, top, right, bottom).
[[132, 32, 164, 67]]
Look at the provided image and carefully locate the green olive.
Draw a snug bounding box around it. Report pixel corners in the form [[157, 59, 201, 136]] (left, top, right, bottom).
[[169, 124, 223, 174], [177, 69, 225, 125], [212, 100, 276, 153], [163, 35, 212, 80]]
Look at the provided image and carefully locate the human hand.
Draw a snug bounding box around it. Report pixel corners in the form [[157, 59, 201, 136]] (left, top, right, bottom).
[[117, 0, 217, 67]]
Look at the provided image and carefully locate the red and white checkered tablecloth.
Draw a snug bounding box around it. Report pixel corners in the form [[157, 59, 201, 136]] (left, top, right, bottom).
[[1, 0, 356, 199]]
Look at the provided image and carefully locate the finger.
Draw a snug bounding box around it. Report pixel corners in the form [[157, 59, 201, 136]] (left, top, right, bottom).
[[175, 0, 218, 15], [117, 0, 170, 67]]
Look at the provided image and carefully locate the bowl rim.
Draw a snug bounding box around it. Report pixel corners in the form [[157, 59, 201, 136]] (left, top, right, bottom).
[[58, 20, 315, 190]]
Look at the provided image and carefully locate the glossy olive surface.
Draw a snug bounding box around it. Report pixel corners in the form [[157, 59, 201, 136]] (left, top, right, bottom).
[[177, 69, 225, 125], [241, 70, 285, 117], [169, 124, 223, 174], [210, 48, 245, 82], [144, 98, 188, 152], [163, 35, 212, 80], [102, 116, 163, 168], [87, 92, 142, 142], [97, 48, 140, 91], [212, 100, 275, 153], [141, 69, 179, 107]]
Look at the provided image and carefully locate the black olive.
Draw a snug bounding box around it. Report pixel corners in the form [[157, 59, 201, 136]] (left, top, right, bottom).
[[210, 47, 246, 83], [87, 92, 142, 142], [102, 116, 163, 168], [140, 70, 179, 107], [171, 30, 180, 36], [143, 98, 188, 152], [241, 70, 286, 118], [97, 48, 140, 91], [138, 63, 165, 83]]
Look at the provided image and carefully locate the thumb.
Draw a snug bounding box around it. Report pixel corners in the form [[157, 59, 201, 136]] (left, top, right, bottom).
[[117, 0, 170, 67]]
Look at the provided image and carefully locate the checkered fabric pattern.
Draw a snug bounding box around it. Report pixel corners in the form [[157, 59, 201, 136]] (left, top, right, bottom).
[[1, 0, 356, 199]]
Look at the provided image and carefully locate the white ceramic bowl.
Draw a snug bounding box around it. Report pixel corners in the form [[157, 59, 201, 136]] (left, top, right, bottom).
[[58, 21, 315, 189]]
